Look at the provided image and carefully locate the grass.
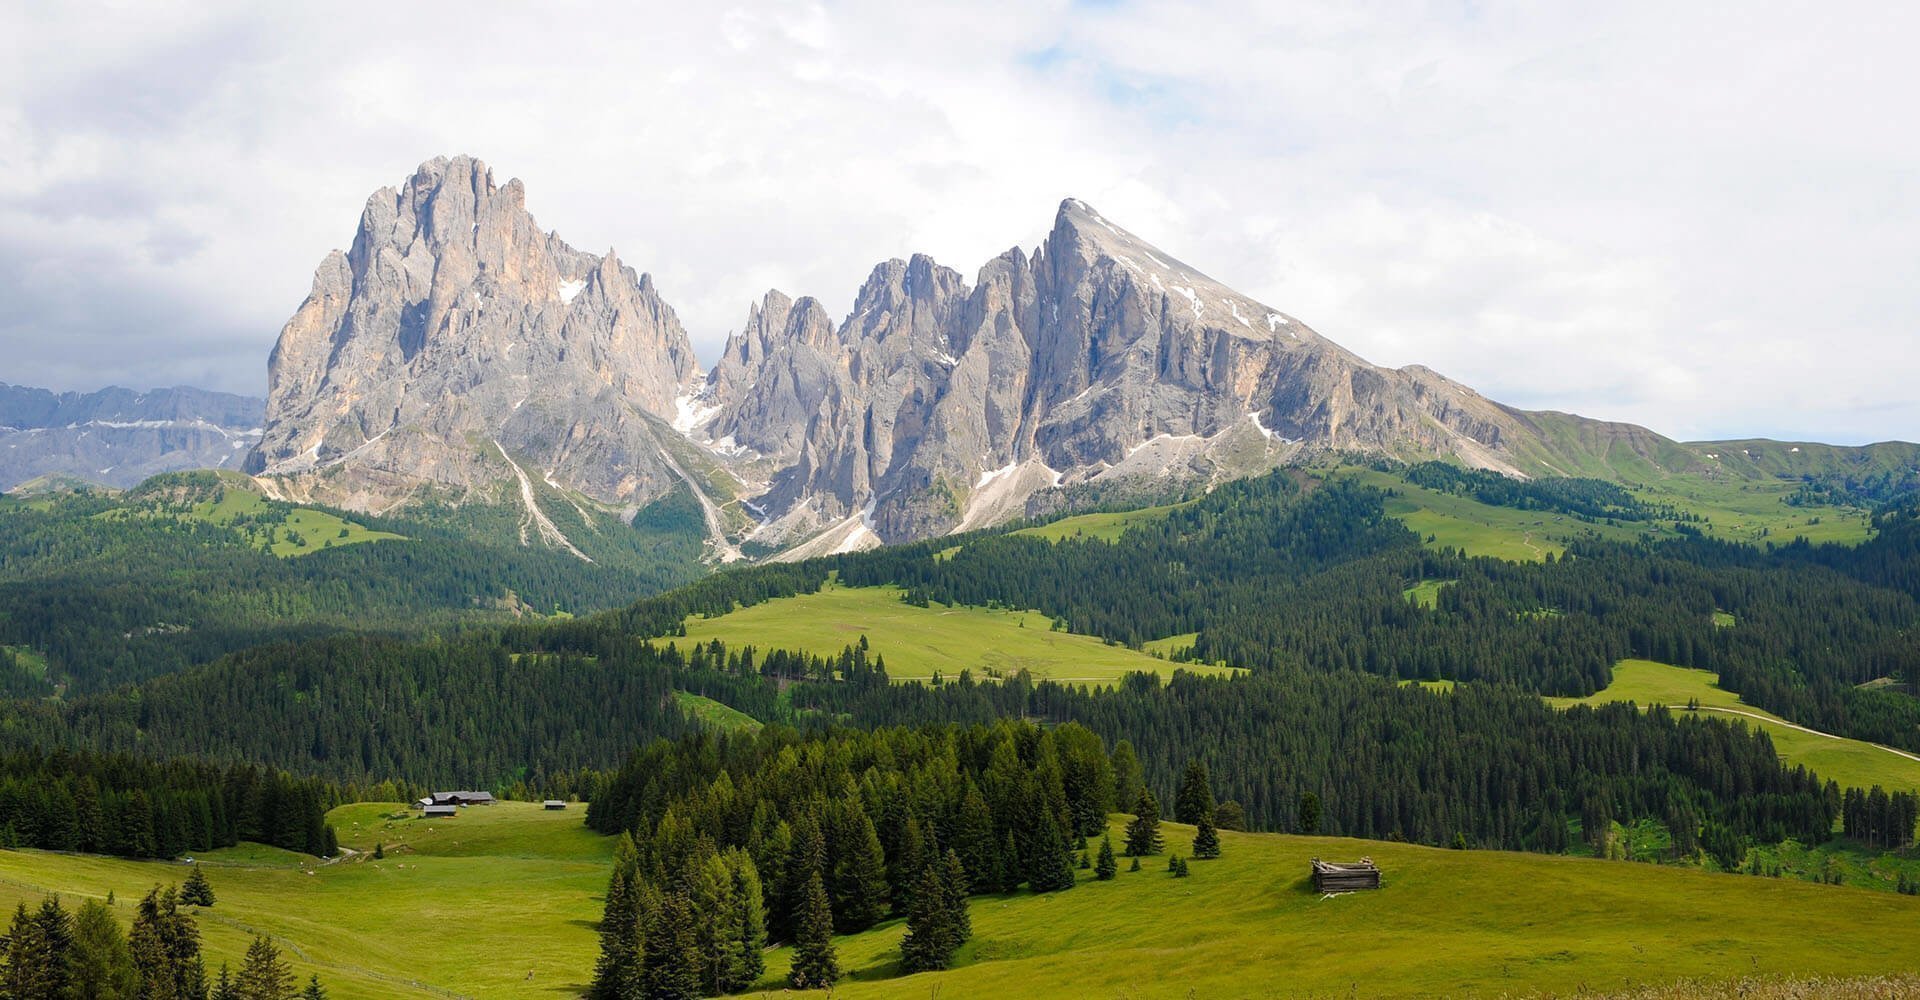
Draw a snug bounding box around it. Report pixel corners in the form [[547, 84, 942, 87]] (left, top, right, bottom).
[[1403, 579, 1455, 609], [745, 816, 1920, 998], [1547, 660, 1920, 796], [1341, 468, 1875, 564], [1713, 611, 1737, 628], [673, 690, 763, 733], [1011, 503, 1187, 543], [1, 644, 49, 677], [664, 582, 1238, 685], [0, 802, 610, 999], [6, 807, 1920, 998], [179, 485, 403, 557]]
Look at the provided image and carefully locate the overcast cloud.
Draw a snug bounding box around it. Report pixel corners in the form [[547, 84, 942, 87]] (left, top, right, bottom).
[[2, 1, 1915, 443]]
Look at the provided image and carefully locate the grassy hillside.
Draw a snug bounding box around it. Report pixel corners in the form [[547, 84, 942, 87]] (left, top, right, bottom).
[[1548, 660, 1920, 796], [665, 581, 1239, 684], [745, 816, 1920, 999], [673, 690, 763, 733], [6, 806, 1920, 999], [1011, 502, 1189, 543]]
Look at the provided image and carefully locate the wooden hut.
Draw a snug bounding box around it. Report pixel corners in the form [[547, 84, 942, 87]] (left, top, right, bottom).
[[422, 804, 457, 818], [543, 800, 568, 811], [1310, 857, 1381, 892]]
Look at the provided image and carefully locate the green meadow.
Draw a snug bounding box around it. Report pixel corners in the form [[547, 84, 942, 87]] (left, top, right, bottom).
[[8, 806, 1920, 999], [180, 483, 404, 556], [665, 581, 1238, 684], [1548, 659, 1920, 796], [673, 690, 764, 733], [1011, 502, 1189, 543]]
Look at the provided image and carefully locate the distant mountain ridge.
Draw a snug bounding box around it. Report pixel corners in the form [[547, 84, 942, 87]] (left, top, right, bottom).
[[0, 383, 263, 492], [230, 155, 1914, 557]]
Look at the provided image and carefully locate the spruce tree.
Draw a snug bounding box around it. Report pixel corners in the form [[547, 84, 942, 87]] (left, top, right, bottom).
[[900, 860, 956, 973], [1193, 813, 1221, 860], [1025, 806, 1077, 892], [212, 965, 238, 1000], [300, 975, 328, 1000], [829, 799, 890, 931], [1128, 855, 1141, 873], [1095, 834, 1118, 880], [1298, 791, 1322, 835], [3, 899, 70, 1000], [1175, 761, 1215, 824], [942, 848, 972, 945], [130, 886, 207, 1000], [788, 870, 839, 989], [1124, 788, 1163, 857], [182, 865, 216, 907], [236, 934, 295, 1000], [641, 885, 700, 1000], [70, 898, 138, 999], [997, 830, 1023, 894], [589, 835, 642, 1000]]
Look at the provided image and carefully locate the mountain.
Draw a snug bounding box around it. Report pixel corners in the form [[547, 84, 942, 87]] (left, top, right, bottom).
[[247, 155, 704, 528], [247, 156, 1915, 557], [0, 383, 263, 491]]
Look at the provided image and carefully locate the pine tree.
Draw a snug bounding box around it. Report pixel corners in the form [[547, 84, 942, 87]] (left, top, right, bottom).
[[71, 897, 138, 999], [828, 798, 890, 931], [900, 859, 956, 973], [212, 965, 239, 1000], [942, 848, 972, 945], [952, 784, 999, 894], [130, 886, 207, 1000], [1128, 855, 1141, 872], [1124, 788, 1163, 857], [788, 870, 839, 989], [3, 899, 71, 1000], [1025, 805, 1077, 892], [725, 849, 768, 991], [236, 934, 295, 1000], [300, 975, 328, 1000], [1298, 791, 1322, 835], [1095, 834, 1118, 880], [589, 834, 642, 1000], [1110, 740, 1144, 811], [182, 865, 216, 907], [997, 830, 1023, 894], [640, 885, 700, 1000], [1192, 813, 1221, 860], [1175, 761, 1215, 824]]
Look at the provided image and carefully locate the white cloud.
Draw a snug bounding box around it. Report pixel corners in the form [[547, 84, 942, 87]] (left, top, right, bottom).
[[1, 0, 1916, 444]]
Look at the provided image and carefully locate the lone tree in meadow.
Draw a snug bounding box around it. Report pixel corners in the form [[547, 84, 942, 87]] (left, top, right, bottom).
[[1193, 811, 1221, 860], [181, 866, 215, 907], [789, 870, 839, 989], [1095, 834, 1118, 880], [1124, 788, 1163, 857]]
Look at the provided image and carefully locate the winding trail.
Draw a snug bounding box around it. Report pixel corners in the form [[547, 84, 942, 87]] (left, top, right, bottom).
[[1686, 705, 1920, 765]]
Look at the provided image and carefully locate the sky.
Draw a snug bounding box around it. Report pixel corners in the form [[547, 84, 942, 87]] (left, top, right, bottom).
[[2, 1, 1915, 444]]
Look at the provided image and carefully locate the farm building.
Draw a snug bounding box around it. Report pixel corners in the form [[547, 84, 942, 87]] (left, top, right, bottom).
[[543, 800, 567, 810], [1311, 858, 1382, 892], [421, 791, 496, 807], [422, 804, 457, 818]]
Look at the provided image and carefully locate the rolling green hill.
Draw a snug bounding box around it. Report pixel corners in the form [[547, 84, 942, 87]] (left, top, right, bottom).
[[7, 805, 1919, 999], [664, 581, 1238, 684]]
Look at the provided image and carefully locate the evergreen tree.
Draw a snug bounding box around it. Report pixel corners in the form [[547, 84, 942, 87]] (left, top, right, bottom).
[[1298, 791, 1322, 835], [589, 842, 643, 1000], [300, 975, 328, 1000], [952, 785, 999, 894], [788, 870, 839, 990], [372, 842, 384, 860], [1124, 789, 1163, 857], [1192, 813, 1221, 860], [236, 934, 295, 1000], [181, 865, 216, 907], [827, 798, 890, 932], [942, 848, 972, 945], [900, 859, 957, 973], [1128, 855, 1141, 873], [1169, 854, 1190, 878], [997, 830, 1023, 894], [129, 886, 207, 1000], [3, 898, 71, 1000], [1175, 761, 1215, 824], [1110, 740, 1144, 812], [1094, 834, 1118, 880], [71, 897, 138, 999], [1025, 804, 1077, 892], [724, 849, 767, 991], [212, 965, 238, 1000], [640, 885, 700, 1000]]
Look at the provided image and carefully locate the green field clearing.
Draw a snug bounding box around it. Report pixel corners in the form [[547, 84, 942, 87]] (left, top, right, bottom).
[[1403, 578, 1456, 609], [666, 582, 1238, 684], [1399, 678, 1459, 693], [2, 644, 49, 676], [1345, 468, 1873, 563], [182, 486, 404, 556], [0, 802, 609, 998], [673, 690, 763, 733], [746, 816, 1920, 999], [1548, 660, 1920, 796], [1011, 502, 1187, 543], [8, 806, 1920, 999], [1141, 631, 1198, 659]]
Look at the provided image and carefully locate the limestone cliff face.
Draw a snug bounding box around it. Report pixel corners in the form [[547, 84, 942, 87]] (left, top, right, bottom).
[[250, 160, 1685, 556], [248, 155, 698, 510], [695, 199, 1542, 547]]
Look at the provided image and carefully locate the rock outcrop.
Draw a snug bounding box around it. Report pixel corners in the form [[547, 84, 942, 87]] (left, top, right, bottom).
[[0, 383, 263, 492]]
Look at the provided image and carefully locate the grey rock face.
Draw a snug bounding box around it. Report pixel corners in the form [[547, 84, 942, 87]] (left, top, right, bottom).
[[0, 383, 264, 491], [249, 155, 700, 511], [699, 198, 1540, 546], [248, 161, 1675, 555]]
